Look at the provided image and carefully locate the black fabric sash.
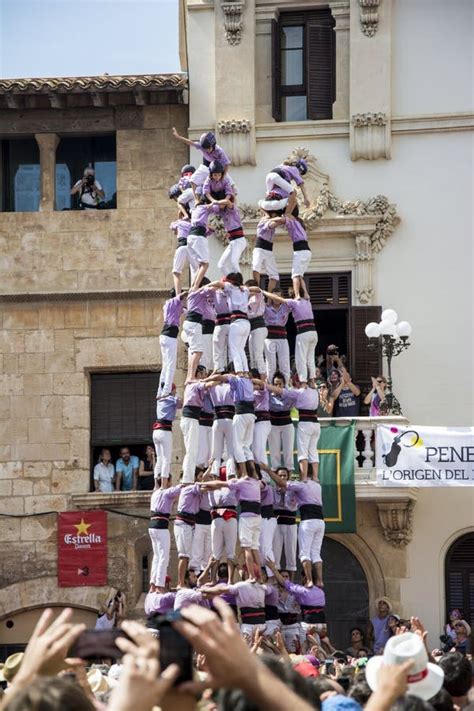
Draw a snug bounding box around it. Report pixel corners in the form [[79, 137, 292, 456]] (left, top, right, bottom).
[[202, 319, 215, 335], [299, 504, 324, 521], [182, 405, 201, 420], [298, 409, 318, 423], [186, 311, 203, 324], [295, 319, 316, 334], [153, 419, 173, 432], [196, 509, 212, 525], [215, 405, 235, 419], [265, 605, 279, 621], [261, 504, 274, 519], [267, 326, 287, 339], [235, 401, 255, 415], [249, 316, 266, 331], [255, 237, 273, 251], [301, 606, 325, 623], [240, 606, 266, 624], [293, 241, 310, 252], [240, 500, 261, 515], [161, 324, 179, 338], [149, 512, 170, 530], [270, 410, 292, 426], [275, 509, 297, 525]]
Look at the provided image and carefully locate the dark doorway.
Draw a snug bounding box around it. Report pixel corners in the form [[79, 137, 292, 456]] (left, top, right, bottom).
[[322, 538, 369, 649], [445, 532, 474, 625]]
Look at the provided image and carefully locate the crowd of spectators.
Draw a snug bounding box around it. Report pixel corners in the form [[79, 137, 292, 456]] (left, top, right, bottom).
[[93, 447, 157, 493]]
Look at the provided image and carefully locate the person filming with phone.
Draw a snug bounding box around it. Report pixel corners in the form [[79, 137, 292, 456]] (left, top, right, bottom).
[[71, 166, 105, 210]]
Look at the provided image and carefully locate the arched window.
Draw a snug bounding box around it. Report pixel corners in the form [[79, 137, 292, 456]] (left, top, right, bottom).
[[445, 532, 474, 624]]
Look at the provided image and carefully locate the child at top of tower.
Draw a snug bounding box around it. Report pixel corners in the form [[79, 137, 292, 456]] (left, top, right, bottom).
[[172, 127, 231, 197], [262, 157, 311, 217], [178, 163, 196, 192], [203, 160, 234, 208]]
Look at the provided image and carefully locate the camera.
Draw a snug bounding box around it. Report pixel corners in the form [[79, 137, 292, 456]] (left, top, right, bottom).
[[439, 634, 454, 653], [86, 174, 95, 186]]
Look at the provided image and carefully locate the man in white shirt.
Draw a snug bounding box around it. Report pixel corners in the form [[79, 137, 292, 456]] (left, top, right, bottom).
[[93, 448, 115, 492], [71, 166, 104, 209]]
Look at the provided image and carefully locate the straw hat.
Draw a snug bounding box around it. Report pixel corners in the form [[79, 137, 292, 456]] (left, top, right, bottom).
[[374, 596, 393, 614], [2, 653, 24, 682], [87, 667, 110, 694], [455, 619, 472, 636], [366, 632, 444, 700]]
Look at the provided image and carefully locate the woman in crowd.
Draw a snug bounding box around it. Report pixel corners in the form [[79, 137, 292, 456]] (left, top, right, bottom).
[[138, 445, 156, 491], [364, 375, 387, 416], [93, 448, 115, 493]]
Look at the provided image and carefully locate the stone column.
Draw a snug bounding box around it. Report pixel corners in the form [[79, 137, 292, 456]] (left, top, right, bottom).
[[35, 133, 60, 212], [329, 1, 350, 120], [354, 233, 374, 304]]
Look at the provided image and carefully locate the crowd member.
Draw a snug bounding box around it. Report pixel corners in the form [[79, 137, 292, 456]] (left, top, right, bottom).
[[444, 608, 464, 642], [317, 381, 334, 417], [158, 289, 187, 398], [451, 620, 471, 654], [115, 446, 139, 492], [330, 367, 361, 418], [138, 445, 156, 491], [368, 596, 393, 654], [93, 448, 115, 492], [70, 166, 104, 209], [345, 627, 369, 658], [95, 589, 124, 630], [364, 375, 387, 416]]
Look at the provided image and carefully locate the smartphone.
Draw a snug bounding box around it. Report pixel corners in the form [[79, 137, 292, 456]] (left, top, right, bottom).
[[69, 629, 132, 661], [158, 614, 193, 686]]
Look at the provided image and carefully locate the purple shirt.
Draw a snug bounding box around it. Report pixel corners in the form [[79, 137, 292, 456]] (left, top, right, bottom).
[[296, 387, 319, 412], [284, 582, 325, 608], [203, 175, 234, 197], [256, 217, 276, 244], [177, 482, 202, 515], [163, 295, 184, 328], [192, 142, 231, 167], [191, 203, 216, 229], [186, 288, 213, 318], [201, 391, 214, 415], [216, 578, 236, 607], [286, 479, 322, 507], [199, 491, 211, 512], [228, 478, 261, 517], [156, 394, 181, 421], [183, 381, 206, 408], [264, 303, 290, 328], [209, 487, 238, 509], [150, 484, 181, 514], [201, 292, 216, 322], [265, 584, 279, 607], [254, 388, 270, 412], [144, 591, 176, 617], [228, 580, 268, 609], [209, 383, 234, 407], [278, 590, 300, 615], [174, 588, 208, 610], [285, 217, 308, 245], [248, 292, 266, 319], [228, 375, 254, 404], [261, 482, 276, 507], [274, 488, 298, 513], [287, 298, 314, 323], [222, 205, 243, 233], [170, 219, 192, 243], [214, 288, 231, 316], [223, 283, 249, 314], [269, 389, 299, 412], [271, 165, 303, 198]]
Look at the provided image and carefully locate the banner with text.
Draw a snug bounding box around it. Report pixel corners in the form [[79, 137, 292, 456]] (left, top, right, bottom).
[[58, 510, 107, 587], [376, 425, 474, 486], [317, 423, 356, 533]]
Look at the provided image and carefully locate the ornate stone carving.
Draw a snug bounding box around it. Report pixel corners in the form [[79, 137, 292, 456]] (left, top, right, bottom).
[[217, 119, 251, 134], [221, 1, 245, 45], [238, 203, 260, 220], [359, 0, 381, 37], [352, 112, 387, 127], [208, 213, 227, 244], [355, 233, 374, 304], [377, 500, 415, 548]]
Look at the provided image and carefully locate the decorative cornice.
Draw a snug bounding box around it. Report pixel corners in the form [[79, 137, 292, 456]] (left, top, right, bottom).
[[377, 500, 415, 548], [0, 289, 169, 303], [217, 119, 251, 134], [359, 0, 381, 37], [352, 112, 387, 127], [221, 1, 245, 45], [0, 74, 188, 96]]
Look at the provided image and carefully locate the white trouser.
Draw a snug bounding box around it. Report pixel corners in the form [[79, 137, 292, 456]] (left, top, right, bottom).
[[297, 422, 321, 463], [182, 320, 203, 355], [265, 338, 290, 384], [298, 519, 325, 563], [260, 517, 277, 575], [295, 331, 318, 382], [174, 520, 194, 559], [291, 249, 311, 279], [200, 333, 213, 370], [190, 523, 212, 571], [197, 425, 212, 467], [180, 417, 200, 483], [249, 326, 267, 375], [152, 428, 173, 479], [233, 413, 255, 463], [211, 418, 235, 475], [282, 623, 306, 652], [252, 419, 271, 465], [212, 323, 230, 371], [264, 620, 282, 637], [187, 233, 209, 267], [217, 237, 248, 275], [172, 245, 189, 274], [268, 424, 295, 471], [273, 523, 298, 571], [265, 171, 294, 196], [229, 319, 250, 372], [211, 516, 237, 561], [148, 528, 170, 587], [158, 335, 178, 397]]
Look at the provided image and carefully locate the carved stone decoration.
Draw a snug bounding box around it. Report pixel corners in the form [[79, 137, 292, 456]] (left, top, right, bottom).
[[217, 118, 255, 166], [359, 0, 381, 37], [377, 500, 415, 548], [351, 112, 391, 161], [207, 213, 227, 244], [221, 1, 245, 46], [355, 233, 374, 305]]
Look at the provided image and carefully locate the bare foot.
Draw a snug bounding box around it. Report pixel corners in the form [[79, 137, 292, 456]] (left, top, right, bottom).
[[316, 581, 324, 589], [306, 580, 314, 588]]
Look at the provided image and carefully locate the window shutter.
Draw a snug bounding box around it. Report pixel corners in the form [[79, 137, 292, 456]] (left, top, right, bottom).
[[307, 13, 335, 120], [350, 306, 383, 391], [445, 533, 474, 623], [272, 18, 282, 122]]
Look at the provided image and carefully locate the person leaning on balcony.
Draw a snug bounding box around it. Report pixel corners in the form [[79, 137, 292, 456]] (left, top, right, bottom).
[[93, 448, 115, 493], [364, 376, 387, 416], [70, 166, 105, 209], [115, 446, 139, 491], [329, 364, 361, 417], [316, 382, 334, 417]]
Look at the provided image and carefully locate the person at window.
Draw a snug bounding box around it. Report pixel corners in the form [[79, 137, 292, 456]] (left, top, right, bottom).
[[345, 627, 368, 658], [263, 158, 310, 217], [453, 620, 472, 654], [364, 376, 387, 416], [70, 166, 104, 209], [445, 607, 464, 642], [138, 445, 156, 491], [93, 448, 115, 493], [317, 382, 334, 417], [330, 366, 361, 417], [115, 446, 139, 492]]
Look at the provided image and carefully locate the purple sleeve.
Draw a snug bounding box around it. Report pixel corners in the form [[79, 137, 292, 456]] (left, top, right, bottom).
[[287, 166, 304, 186], [216, 147, 231, 166], [202, 177, 211, 194], [286, 299, 297, 313], [165, 485, 182, 501], [284, 389, 299, 407], [224, 177, 234, 196], [284, 581, 304, 595], [192, 141, 203, 153], [286, 481, 303, 496]]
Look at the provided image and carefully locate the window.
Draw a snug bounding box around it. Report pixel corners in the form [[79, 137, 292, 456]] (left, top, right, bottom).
[[445, 533, 474, 625], [272, 9, 336, 122], [0, 138, 40, 212], [55, 135, 116, 210]]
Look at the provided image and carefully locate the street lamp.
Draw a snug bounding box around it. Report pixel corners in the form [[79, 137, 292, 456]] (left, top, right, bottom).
[[364, 309, 412, 415]]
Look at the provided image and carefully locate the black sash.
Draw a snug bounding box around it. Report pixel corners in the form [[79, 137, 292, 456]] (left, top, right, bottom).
[[199, 412, 214, 427], [196, 509, 212, 525], [215, 405, 235, 419], [255, 410, 270, 422], [261, 505, 274, 519], [299, 504, 324, 521], [153, 419, 173, 432], [231, 310, 248, 321], [240, 500, 261, 515], [267, 325, 287, 339], [149, 512, 170, 530], [190, 225, 206, 237], [216, 313, 231, 325], [177, 237, 187, 247], [249, 316, 266, 331], [279, 613, 299, 626], [240, 606, 266, 625], [265, 605, 279, 621], [293, 241, 310, 252], [295, 319, 316, 334], [255, 237, 273, 251], [229, 227, 245, 241], [176, 510, 196, 526], [161, 324, 179, 338], [186, 311, 203, 324], [235, 401, 255, 415], [270, 410, 292, 426], [275, 509, 297, 526], [182, 405, 201, 420], [298, 409, 318, 423], [202, 319, 215, 335], [301, 605, 326, 624]]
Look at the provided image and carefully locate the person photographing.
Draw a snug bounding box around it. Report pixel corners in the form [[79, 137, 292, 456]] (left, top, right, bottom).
[[71, 166, 105, 209]]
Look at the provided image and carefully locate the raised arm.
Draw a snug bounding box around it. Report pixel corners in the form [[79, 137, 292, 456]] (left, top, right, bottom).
[[259, 462, 287, 489], [261, 290, 288, 305], [171, 127, 196, 148], [265, 560, 285, 585]]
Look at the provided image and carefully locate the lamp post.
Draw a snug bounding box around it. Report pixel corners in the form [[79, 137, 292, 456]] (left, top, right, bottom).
[[364, 309, 412, 415]]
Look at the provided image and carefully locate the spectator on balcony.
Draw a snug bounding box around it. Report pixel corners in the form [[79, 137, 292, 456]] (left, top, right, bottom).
[[364, 376, 387, 416], [330, 367, 361, 417], [70, 166, 104, 209], [138, 445, 156, 491], [115, 447, 139, 492], [317, 382, 334, 417], [93, 448, 115, 493], [452, 620, 472, 654]]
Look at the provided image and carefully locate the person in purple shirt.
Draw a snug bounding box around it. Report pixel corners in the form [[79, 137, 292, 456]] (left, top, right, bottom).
[[153, 385, 182, 487], [212, 288, 231, 372], [158, 289, 187, 398], [218, 206, 248, 277], [285, 216, 312, 292], [170, 218, 192, 295], [263, 158, 310, 216], [144, 589, 176, 618], [265, 466, 325, 589], [200, 287, 216, 372], [207, 380, 235, 478], [180, 366, 207, 483], [267, 373, 299, 474], [200, 574, 269, 639], [252, 211, 282, 292], [190, 488, 212, 573], [203, 161, 234, 206], [294, 382, 320, 481], [263, 290, 291, 383], [227, 371, 256, 475], [174, 478, 205, 587], [207, 482, 238, 581], [182, 280, 221, 382], [258, 472, 277, 578], [246, 283, 267, 378], [197, 390, 214, 470], [148, 482, 189, 591], [171, 127, 231, 202], [267, 561, 326, 638], [187, 195, 220, 289], [271, 468, 298, 576], [252, 375, 271, 467], [174, 568, 210, 609]]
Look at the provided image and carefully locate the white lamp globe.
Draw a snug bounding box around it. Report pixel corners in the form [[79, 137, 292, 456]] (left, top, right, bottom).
[[379, 319, 397, 336], [381, 308, 398, 324], [365, 322, 381, 338], [396, 321, 412, 338]]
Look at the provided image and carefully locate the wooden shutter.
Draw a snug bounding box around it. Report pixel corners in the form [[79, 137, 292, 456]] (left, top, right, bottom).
[[271, 18, 282, 121], [307, 11, 335, 120], [445, 533, 474, 624], [350, 306, 383, 392]]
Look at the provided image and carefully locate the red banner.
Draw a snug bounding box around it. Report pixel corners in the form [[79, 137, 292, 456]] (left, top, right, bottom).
[[58, 511, 107, 587]]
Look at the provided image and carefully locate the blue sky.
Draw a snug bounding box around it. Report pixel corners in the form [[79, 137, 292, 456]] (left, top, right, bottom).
[[0, 0, 181, 78]]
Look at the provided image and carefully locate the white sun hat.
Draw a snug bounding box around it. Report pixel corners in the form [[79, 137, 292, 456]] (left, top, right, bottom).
[[365, 632, 444, 701]]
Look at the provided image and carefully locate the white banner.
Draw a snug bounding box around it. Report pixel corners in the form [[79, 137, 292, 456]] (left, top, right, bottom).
[[376, 425, 474, 486]]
